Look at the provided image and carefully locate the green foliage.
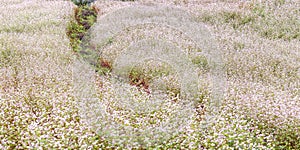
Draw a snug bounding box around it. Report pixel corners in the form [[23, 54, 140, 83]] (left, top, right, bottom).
[[200, 11, 254, 29], [223, 11, 254, 29], [255, 121, 300, 149], [66, 6, 98, 52], [71, 0, 96, 6], [66, 21, 85, 52], [74, 5, 98, 30]]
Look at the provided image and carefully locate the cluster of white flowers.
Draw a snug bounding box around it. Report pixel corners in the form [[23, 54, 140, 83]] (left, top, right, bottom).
[[0, 0, 299, 149], [76, 3, 225, 147], [95, 0, 299, 149], [0, 0, 103, 149], [195, 0, 299, 149]]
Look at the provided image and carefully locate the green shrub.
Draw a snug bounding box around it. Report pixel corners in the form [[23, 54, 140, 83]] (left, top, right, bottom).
[[71, 0, 96, 6]]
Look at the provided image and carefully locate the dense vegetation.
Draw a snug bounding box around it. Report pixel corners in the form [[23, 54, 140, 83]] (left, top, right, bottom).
[[0, 0, 299, 149]]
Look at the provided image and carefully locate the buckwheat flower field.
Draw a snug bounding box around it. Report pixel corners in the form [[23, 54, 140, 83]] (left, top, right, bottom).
[[0, 0, 299, 149]]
